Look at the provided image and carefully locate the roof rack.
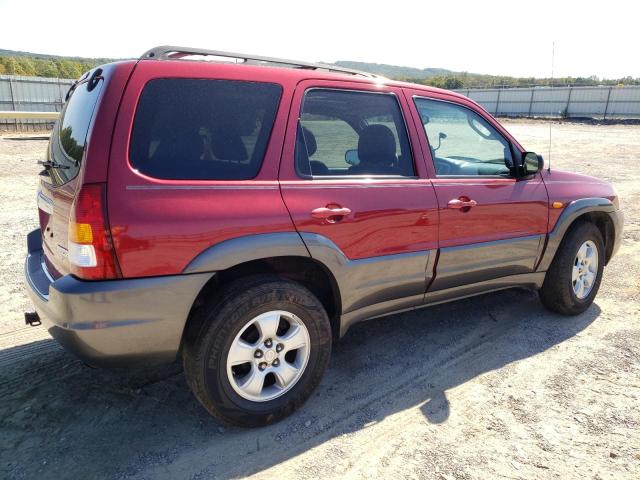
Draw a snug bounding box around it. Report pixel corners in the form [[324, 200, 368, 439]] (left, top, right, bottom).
[[140, 45, 379, 78]]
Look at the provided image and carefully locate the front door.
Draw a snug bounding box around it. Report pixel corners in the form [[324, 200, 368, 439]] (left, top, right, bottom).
[[279, 80, 439, 316], [407, 93, 549, 290]]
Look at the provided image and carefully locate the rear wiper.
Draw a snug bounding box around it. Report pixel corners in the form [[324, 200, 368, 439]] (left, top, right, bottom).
[[38, 160, 70, 170]]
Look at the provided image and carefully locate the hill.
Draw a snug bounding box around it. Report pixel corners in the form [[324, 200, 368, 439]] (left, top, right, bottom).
[[331, 60, 453, 79], [0, 49, 638, 88]]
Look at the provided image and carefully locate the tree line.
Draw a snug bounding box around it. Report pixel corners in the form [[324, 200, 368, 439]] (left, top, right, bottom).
[[400, 73, 640, 89], [0, 55, 103, 78], [2, 54, 639, 88]]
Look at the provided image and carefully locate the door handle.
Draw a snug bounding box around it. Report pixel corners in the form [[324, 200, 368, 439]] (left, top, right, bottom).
[[311, 206, 351, 222], [447, 198, 477, 209]]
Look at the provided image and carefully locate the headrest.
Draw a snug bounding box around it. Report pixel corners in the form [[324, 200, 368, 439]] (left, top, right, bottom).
[[210, 128, 248, 161], [358, 124, 396, 166]]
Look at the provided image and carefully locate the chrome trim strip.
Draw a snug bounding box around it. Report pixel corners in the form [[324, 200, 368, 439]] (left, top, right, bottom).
[[281, 183, 429, 189], [126, 185, 278, 190], [37, 190, 54, 214], [431, 181, 544, 187], [542, 181, 606, 185], [40, 258, 55, 284]]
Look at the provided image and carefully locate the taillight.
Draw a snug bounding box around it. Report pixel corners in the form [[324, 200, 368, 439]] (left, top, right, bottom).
[[68, 183, 121, 280]]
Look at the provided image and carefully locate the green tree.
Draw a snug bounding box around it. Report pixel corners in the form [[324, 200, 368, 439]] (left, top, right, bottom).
[[56, 59, 82, 79], [35, 60, 59, 77], [443, 77, 464, 89], [17, 57, 37, 76], [3, 57, 26, 75]]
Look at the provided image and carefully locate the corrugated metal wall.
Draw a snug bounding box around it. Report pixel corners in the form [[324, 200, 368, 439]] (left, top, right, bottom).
[[0, 75, 74, 131], [2, 76, 640, 132], [454, 86, 640, 119]]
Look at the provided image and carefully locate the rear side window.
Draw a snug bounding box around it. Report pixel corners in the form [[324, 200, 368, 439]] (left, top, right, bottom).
[[48, 77, 103, 185], [130, 79, 282, 180], [295, 89, 415, 177]]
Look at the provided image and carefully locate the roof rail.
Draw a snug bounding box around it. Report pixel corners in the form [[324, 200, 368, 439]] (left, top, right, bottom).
[[140, 45, 379, 78]]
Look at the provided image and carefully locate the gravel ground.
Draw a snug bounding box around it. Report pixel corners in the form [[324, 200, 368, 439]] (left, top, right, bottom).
[[0, 120, 638, 479]]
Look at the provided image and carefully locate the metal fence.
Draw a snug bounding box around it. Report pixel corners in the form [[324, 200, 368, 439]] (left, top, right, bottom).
[[0, 75, 74, 131], [454, 85, 640, 119], [2, 75, 640, 132]]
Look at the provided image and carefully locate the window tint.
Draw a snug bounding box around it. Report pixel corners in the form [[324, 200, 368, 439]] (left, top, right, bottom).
[[414, 98, 513, 176], [130, 79, 282, 180], [295, 89, 415, 177], [48, 78, 103, 185]]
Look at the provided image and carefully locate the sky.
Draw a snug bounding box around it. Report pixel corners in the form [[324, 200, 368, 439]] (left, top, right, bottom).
[[0, 0, 638, 79]]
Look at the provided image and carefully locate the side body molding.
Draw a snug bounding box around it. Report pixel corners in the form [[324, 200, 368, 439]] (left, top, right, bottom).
[[183, 232, 310, 274], [537, 197, 618, 271], [300, 233, 433, 334], [430, 235, 545, 291]]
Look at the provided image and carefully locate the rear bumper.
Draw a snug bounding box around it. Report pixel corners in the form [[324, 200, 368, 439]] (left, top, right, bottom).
[[24, 230, 213, 367]]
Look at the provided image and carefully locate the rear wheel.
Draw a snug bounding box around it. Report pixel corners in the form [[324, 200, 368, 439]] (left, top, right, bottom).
[[183, 275, 332, 427], [539, 221, 605, 315]]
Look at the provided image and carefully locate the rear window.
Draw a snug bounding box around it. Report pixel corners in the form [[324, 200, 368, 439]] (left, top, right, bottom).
[[130, 79, 282, 180], [48, 77, 103, 185]]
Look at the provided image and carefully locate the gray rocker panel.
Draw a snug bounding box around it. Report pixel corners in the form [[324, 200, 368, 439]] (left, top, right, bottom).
[[340, 271, 546, 336]]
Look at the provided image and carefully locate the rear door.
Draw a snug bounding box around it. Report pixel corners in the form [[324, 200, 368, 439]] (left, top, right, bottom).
[[405, 89, 549, 290], [38, 74, 104, 278], [279, 79, 439, 315]]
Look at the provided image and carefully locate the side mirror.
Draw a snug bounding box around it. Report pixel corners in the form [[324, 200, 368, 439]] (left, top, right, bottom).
[[522, 152, 544, 176], [345, 149, 360, 166]]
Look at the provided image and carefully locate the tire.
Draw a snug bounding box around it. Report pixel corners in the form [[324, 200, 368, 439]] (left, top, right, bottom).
[[539, 221, 605, 315], [183, 275, 332, 427]]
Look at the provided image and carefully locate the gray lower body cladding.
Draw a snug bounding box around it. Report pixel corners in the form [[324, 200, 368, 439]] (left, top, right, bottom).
[[24, 230, 212, 367], [23, 201, 623, 366]]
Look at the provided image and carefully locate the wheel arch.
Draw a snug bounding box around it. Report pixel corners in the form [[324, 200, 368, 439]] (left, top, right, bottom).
[[180, 233, 343, 349], [538, 198, 618, 271]]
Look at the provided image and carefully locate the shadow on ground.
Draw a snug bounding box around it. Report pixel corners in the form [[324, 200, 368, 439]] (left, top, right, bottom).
[[0, 288, 600, 479]]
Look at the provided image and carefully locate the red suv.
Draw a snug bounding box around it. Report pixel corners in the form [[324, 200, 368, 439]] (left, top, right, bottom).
[[25, 46, 623, 426]]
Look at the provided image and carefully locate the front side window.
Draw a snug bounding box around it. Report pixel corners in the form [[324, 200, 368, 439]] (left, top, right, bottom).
[[295, 89, 415, 177], [130, 79, 282, 180], [414, 98, 513, 176]]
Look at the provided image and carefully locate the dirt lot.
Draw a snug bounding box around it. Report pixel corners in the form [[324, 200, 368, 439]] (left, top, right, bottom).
[[0, 120, 638, 480]]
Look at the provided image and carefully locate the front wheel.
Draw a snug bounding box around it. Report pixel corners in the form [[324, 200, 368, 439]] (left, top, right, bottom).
[[539, 221, 605, 315], [183, 275, 332, 427]]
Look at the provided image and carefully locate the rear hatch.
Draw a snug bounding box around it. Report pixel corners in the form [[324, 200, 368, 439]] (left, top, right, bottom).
[[37, 71, 105, 279]]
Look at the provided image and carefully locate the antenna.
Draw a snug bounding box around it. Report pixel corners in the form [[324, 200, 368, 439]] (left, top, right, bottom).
[[548, 41, 554, 172]]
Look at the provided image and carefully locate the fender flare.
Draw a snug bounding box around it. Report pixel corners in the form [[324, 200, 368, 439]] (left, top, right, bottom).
[[183, 232, 310, 273], [537, 197, 618, 271]]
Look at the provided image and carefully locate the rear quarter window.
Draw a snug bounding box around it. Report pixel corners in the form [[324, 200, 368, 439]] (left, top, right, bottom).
[[129, 79, 282, 180]]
